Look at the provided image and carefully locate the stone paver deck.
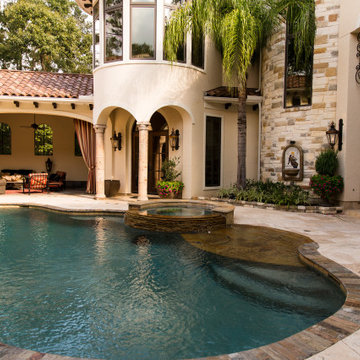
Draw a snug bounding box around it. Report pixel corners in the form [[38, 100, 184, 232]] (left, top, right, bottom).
[[0, 192, 360, 360]]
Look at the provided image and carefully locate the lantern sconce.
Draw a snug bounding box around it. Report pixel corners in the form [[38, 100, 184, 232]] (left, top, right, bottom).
[[356, 33, 360, 84], [326, 119, 343, 151], [170, 129, 180, 151], [111, 132, 122, 151]]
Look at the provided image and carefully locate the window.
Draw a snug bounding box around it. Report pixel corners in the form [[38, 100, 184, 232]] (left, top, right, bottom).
[[104, 0, 123, 62], [131, 0, 156, 59], [191, 28, 204, 69], [284, 23, 313, 108], [93, 2, 100, 67], [163, 0, 186, 62], [75, 132, 82, 157], [205, 116, 221, 187], [34, 124, 53, 156], [0, 122, 11, 155]]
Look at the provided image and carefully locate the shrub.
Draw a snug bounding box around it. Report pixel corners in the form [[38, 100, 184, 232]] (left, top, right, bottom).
[[218, 180, 310, 206], [161, 157, 181, 181], [315, 149, 338, 176], [310, 174, 344, 202]]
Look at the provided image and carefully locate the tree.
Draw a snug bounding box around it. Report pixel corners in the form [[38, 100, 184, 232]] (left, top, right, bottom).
[[0, 0, 92, 73], [164, 0, 316, 188]]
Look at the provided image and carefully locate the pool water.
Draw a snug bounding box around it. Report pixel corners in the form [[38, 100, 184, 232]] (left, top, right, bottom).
[[0, 209, 345, 360], [144, 206, 212, 216]]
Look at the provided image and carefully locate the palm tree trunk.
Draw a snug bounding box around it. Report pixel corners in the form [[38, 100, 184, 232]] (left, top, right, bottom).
[[237, 85, 247, 189]]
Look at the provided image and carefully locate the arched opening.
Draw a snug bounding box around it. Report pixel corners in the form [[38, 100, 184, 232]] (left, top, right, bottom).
[[131, 112, 169, 194]]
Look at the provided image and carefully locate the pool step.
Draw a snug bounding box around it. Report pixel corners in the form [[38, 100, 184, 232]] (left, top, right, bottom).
[[209, 262, 343, 314]]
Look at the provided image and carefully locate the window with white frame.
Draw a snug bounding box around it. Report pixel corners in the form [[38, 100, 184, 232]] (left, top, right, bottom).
[[131, 0, 156, 59], [104, 0, 123, 62]]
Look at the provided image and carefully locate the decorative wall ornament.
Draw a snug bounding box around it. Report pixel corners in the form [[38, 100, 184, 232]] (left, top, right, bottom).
[[356, 33, 360, 84], [282, 142, 304, 181]]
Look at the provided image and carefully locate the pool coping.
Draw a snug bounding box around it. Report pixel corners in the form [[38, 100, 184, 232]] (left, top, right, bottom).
[[0, 204, 359, 360]]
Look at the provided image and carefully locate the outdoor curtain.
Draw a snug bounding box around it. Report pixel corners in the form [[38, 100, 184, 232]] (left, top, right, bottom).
[[74, 119, 96, 194]]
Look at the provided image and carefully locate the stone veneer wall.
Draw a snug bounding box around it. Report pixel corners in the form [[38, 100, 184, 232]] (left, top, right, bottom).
[[260, 0, 340, 184]]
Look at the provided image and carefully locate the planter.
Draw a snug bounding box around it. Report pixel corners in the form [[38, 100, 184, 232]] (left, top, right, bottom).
[[157, 189, 182, 199]]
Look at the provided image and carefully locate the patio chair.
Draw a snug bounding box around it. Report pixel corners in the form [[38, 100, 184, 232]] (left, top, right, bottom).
[[23, 173, 48, 194], [48, 171, 66, 191]]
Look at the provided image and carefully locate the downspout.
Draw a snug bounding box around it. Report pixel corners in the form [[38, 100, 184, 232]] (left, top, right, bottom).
[[256, 49, 262, 180], [257, 103, 262, 181]]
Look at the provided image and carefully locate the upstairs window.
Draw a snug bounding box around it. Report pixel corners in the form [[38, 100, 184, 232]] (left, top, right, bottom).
[[191, 27, 204, 69], [131, 0, 156, 59], [0, 122, 11, 155], [164, 0, 186, 63], [93, 2, 100, 67], [284, 23, 313, 108], [105, 0, 123, 62], [34, 124, 53, 156]]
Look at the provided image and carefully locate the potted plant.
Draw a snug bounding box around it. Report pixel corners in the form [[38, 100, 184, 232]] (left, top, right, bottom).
[[310, 149, 344, 204], [156, 157, 184, 199]]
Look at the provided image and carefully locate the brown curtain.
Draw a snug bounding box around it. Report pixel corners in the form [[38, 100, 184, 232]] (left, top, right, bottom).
[[74, 119, 96, 194]]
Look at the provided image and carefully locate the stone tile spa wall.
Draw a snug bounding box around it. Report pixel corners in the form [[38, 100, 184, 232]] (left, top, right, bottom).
[[260, 0, 340, 185]]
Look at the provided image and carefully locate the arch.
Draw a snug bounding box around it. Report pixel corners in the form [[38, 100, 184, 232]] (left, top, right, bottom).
[[34, 124, 53, 156], [131, 111, 170, 194], [143, 103, 195, 125], [96, 105, 137, 127], [0, 122, 11, 155]]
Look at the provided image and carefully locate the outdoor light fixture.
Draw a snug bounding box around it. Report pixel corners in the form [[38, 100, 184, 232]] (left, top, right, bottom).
[[45, 158, 53, 173], [169, 129, 180, 151], [326, 119, 343, 151], [111, 132, 122, 151]]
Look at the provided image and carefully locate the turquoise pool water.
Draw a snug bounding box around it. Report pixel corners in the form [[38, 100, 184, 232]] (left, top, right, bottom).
[[0, 208, 344, 360], [145, 206, 212, 216]]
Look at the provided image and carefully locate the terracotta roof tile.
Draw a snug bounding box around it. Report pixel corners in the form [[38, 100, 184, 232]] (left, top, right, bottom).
[[204, 86, 261, 98], [0, 69, 93, 99]]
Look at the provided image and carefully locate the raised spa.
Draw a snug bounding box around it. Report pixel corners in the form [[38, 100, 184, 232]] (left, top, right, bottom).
[[124, 200, 234, 232], [0, 208, 345, 360]]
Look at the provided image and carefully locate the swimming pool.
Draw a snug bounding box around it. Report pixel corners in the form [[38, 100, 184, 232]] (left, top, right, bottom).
[[0, 208, 345, 360]]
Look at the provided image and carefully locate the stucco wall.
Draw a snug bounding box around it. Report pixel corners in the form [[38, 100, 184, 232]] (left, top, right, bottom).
[[336, 0, 360, 206], [0, 114, 88, 181], [260, 0, 340, 185]]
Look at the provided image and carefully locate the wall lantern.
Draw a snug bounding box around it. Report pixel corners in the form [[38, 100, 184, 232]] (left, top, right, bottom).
[[111, 132, 122, 151], [169, 129, 180, 151], [45, 157, 53, 173], [356, 33, 360, 84], [326, 119, 343, 151]]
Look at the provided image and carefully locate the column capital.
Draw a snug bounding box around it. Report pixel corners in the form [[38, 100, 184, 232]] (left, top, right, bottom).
[[137, 122, 152, 131], [94, 124, 107, 134]]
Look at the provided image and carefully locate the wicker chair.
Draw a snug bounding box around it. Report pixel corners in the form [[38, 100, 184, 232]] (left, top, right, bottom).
[[23, 173, 48, 194], [48, 171, 66, 191]]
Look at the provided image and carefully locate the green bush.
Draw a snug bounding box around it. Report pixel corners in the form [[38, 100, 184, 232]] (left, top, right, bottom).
[[161, 157, 181, 181], [218, 180, 310, 206], [315, 149, 338, 176], [310, 175, 343, 202]]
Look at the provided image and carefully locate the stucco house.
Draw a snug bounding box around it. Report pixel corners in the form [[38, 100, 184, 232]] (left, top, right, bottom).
[[0, 0, 359, 209]]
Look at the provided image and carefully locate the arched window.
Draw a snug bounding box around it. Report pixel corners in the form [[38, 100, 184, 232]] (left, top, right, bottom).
[[34, 124, 53, 156], [0, 122, 11, 155]]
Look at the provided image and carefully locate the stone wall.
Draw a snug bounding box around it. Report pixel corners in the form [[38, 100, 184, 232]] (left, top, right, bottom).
[[260, 0, 340, 184]]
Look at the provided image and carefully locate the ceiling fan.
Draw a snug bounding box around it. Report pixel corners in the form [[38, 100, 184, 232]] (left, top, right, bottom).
[[21, 115, 39, 130]]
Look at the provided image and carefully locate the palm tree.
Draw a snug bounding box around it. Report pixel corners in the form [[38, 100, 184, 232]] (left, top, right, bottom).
[[164, 0, 315, 188]]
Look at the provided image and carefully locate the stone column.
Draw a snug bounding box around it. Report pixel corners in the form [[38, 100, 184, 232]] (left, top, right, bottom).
[[137, 122, 151, 201], [94, 124, 106, 199]]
